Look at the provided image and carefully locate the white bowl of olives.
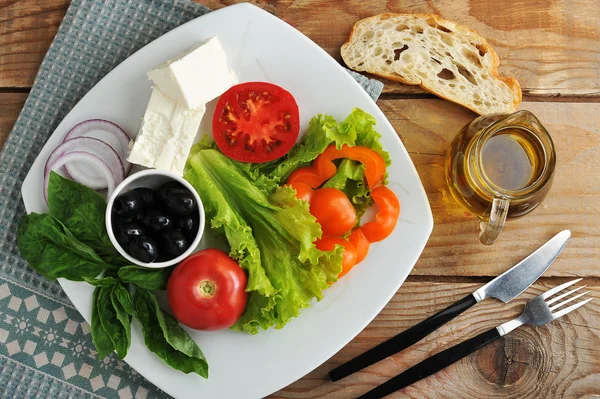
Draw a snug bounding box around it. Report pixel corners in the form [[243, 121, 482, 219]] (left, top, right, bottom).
[[106, 169, 205, 268]]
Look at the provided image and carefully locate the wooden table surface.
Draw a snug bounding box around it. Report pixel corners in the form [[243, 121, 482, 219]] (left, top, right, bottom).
[[1, 1, 599, 398]]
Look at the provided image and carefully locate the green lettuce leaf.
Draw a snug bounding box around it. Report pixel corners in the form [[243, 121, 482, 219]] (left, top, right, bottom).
[[184, 149, 343, 334], [346, 108, 391, 166], [267, 114, 339, 182], [185, 151, 276, 299]]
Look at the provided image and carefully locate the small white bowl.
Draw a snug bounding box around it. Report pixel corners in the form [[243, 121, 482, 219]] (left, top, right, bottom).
[[106, 169, 205, 268]]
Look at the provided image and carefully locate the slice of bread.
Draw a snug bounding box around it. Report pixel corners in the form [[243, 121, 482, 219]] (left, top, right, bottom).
[[341, 14, 522, 115]]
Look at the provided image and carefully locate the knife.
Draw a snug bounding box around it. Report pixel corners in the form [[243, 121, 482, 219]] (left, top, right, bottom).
[[329, 230, 571, 382]]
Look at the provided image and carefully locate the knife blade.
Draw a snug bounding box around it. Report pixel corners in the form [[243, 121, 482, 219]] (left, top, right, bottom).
[[472, 229, 571, 303], [329, 230, 571, 382]]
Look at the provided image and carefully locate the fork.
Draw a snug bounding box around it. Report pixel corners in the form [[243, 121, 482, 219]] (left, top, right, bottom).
[[357, 279, 592, 399]]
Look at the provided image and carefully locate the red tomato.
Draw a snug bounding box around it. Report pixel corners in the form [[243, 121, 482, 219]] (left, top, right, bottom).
[[315, 236, 357, 278], [167, 249, 247, 331], [212, 82, 300, 163], [309, 188, 357, 236], [288, 182, 314, 203]]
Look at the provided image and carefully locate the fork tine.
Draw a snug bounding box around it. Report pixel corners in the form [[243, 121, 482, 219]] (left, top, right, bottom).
[[549, 291, 590, 311], [551, 297, 593, 320], [546, 285, 586, 306], [540, 278, 582, 300]]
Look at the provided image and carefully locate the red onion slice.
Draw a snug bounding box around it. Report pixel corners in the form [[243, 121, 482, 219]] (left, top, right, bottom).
[[44, 152, 116, 203], [64, 119, 132, 185], [44, 137, 125, 191]]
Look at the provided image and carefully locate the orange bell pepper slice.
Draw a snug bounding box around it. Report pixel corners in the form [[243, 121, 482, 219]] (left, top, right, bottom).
[[348, 228, 370, 264], [287, 145, 386, 189], [315, 235, 357, 278], [360, 185, 401, 243]]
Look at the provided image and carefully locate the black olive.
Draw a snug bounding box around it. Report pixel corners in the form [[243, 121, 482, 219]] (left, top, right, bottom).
[[159, 229, 189, 258], [176, 214, 199, 238], [164, 188, 196, 216], [133, 187, 156, 208], [112, 209, 145, 226], [115, 223, 146, 247], [129, 236, 158, 263], [113, 190, 144, 217], [142, 209, 173, 233], [157, 181, 184, 204]]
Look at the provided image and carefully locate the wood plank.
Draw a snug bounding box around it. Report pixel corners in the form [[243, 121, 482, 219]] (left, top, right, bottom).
[[378, 99, 600, 277], [273, 0, 600, 96], [273, 280, 600, 398], [1, 0, 599, 97], [0, 0, 70, 87], [0, 92, 26, 150]]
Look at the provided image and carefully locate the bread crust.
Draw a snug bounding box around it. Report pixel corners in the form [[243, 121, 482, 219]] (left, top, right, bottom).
[[341, 13, 522, 114]]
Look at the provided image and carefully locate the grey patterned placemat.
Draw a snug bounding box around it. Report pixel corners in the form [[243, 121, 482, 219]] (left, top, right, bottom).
[[0, 1, 382, 398]]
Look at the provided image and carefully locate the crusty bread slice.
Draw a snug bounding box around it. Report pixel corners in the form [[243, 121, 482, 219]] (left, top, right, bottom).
[[341, 14, 522, 115]]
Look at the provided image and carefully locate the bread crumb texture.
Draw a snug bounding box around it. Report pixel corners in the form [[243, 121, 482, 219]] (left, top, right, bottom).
[[341, 14, 522, 115]]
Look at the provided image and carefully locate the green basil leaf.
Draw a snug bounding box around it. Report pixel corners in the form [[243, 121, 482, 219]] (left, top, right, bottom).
[[117, 266, 173, 291], [17, 213, 111, 281], [84, 276, 119, 287], [133, 289, 208, 377], [47, 172, 126, 265], [110, 286, 132, 354], [97, 286, 129, 359], [113, 283, 134, 316], [91, 287, 115, 359]]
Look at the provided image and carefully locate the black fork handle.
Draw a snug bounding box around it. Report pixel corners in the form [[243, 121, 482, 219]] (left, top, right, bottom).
[[329, 294, 477, 381], [357, 327, 502, 399]]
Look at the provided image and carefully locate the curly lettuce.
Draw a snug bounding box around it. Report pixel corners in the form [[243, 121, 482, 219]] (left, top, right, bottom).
[[184, 149, 343, 334], [184, 108, 390, 333]]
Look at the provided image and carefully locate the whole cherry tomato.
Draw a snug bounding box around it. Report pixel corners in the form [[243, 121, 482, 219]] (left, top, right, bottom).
[[289, 182, 314, 203], [167, 249, 247, 331], [309, 188, 357, 236], [315, 235, 357, 278]]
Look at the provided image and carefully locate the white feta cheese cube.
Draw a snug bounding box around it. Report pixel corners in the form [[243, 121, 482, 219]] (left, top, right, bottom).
[[127, 87, 205, 176], [147, 36, 238, 110]]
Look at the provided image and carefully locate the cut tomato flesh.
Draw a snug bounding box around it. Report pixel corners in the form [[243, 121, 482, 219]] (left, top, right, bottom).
[[213, 82, 300, 163]]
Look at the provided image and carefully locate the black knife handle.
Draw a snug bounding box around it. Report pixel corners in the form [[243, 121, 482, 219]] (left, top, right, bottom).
[[357, 327, 502, 399], [329, 294, 477, 382]]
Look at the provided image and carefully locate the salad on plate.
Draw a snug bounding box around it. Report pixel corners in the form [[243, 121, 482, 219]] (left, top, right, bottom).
[[16, 35, 400, 378]]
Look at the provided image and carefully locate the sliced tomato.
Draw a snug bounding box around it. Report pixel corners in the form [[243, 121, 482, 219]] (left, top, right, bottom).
[[212, 82, 300, 163]]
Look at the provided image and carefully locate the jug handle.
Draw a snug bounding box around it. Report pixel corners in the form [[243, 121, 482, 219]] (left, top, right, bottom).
[[479, 198, 510, 245]]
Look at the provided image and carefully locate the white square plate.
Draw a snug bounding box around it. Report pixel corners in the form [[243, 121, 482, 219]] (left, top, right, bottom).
[[21, 4, 433, 398]]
